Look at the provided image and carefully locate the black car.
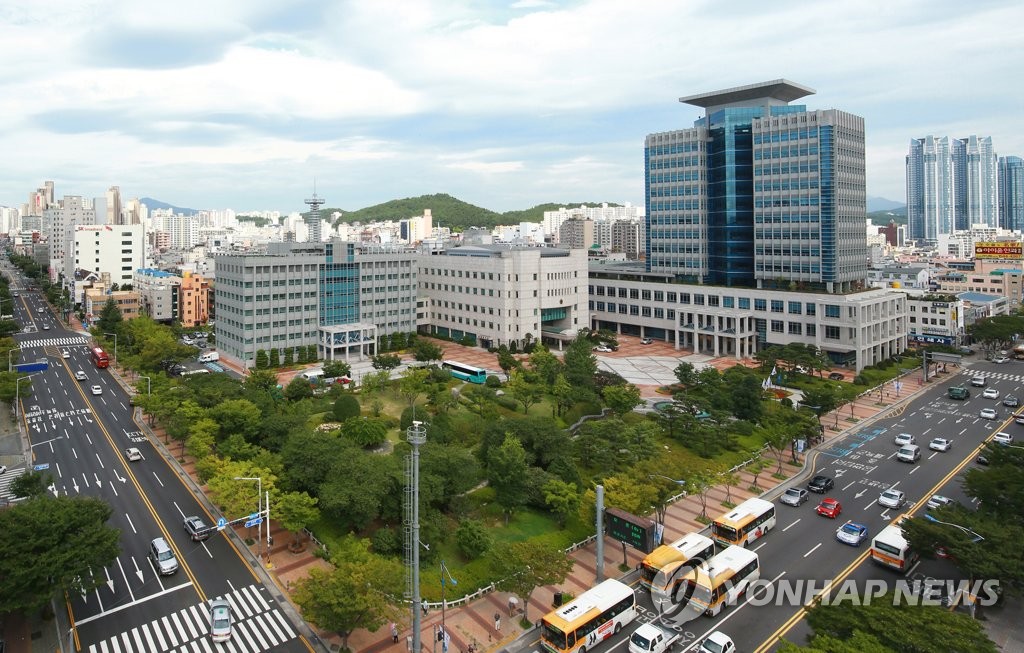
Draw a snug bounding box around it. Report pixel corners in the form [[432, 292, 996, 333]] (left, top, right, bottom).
[[828, 372, 844, 381], [808, 474, 834, 493]]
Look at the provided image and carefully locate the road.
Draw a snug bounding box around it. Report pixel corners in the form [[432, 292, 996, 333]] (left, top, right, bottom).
[[6, 276, 313, 653], [519, 359, 1012, 653]]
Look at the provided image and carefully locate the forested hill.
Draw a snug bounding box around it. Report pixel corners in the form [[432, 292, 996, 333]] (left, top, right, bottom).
[[316, 194, 620, 231]]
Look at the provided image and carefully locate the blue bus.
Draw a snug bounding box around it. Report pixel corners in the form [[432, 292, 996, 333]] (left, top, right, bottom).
[[442, 360, 488, 384]]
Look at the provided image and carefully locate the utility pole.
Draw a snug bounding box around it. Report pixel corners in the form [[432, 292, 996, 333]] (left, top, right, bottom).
[[595, 484, 605, 583], [406, 420, 427, 653]]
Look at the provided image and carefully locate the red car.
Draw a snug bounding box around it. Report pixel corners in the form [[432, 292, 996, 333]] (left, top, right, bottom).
[[816, 498, 842, 519]]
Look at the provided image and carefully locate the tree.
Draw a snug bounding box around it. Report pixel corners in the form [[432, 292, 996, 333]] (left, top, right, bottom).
[[490, 540, 575, 621], [333, 393, 362, 421], [722, 365, 765, 422], [0, 370, 30, 403], [372, 353, 402, 371], [507, 369, 543, 414], [9, 470, 51, 498], [282, 346, 294, 366], [291, 539, 404, 650], [496, 345, 518, 380], [529, 347, 562, 385], [552, 373, 574, 417], [543, 479, 581, 527], [342, 416, 389, 448], [455, 519, 493, 559], [0, 496, 121, 614], [398, 367, 430, 408], [673, 361, 699, 387], [323, 360, 352, 379], [284, 376, 314, 401], [412, 339, 443, 363], [563, 332, 598, 389], [779, 630, 913, 653], [254, 349, 269, 369], [209, 399, 262, 443], [686, 469, 715, 520], [268, 348, 280, 368], [488, 435, 529, 524], [96, 297, 123, 334], [275, 490, 320, 551], [602, 383, 642, 416], [759, 421, 793, 475]]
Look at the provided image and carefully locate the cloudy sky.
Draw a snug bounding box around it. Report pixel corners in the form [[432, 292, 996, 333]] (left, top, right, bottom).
[[1, 0, 1021, 214]]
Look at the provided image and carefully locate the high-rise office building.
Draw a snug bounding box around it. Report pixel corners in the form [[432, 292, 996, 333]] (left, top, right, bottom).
[[106, 186, 123, 225], [906, 136, 953, 242], [646, 79, 867, 293], [998, 156, 1024, 232], [952, 135, 997, 230]]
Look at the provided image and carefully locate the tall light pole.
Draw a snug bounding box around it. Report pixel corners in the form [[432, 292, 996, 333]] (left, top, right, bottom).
[[15, 375, 33, 419], [104, 332, 118, 365], [406, 420, 426, 653], [233, 476, 262, 560], [139, 375, 151, 395], [7, 345, 19, 372]]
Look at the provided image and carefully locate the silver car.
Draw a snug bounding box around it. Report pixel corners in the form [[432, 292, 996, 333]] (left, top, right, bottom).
[[780, 487, 809, 507], [878, 488, 906, 509], [209, 598, 232, 642]]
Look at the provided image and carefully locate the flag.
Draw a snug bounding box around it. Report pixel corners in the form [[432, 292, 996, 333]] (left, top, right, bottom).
[[442, 628, 451, 652], [762, 377, 770, 390], [770, 365, 777, 377]]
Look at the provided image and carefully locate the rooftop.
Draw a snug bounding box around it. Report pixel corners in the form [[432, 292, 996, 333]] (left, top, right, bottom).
[[679, 79, 816, 112]]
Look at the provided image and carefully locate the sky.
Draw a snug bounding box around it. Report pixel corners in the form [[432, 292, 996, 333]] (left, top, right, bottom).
[[1, 0, 1021, 215]]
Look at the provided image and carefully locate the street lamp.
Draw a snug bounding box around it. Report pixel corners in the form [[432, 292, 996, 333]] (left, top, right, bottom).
[[436, 561, 458, 653], [7, 345, 19, 372], [139, 375, 151, 395], [233, 476, 263, 560], [104, 332, 117, 365], [923, 514, 985, 543], [15, 375, 34, 419]]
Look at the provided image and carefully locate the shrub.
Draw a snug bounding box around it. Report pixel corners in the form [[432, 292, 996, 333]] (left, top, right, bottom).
[[333, 394, 362, 422], [455, 519, 493, 560], [371, 527, 402, 555], [485, 375, 502, 388], [853, 374, 867, 385]]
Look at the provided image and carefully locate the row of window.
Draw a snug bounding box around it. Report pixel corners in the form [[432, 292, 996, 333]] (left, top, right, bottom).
[[647, 141, 703, 155], [647, 170, 704, 183], [754, 197, 821, 208], [754, 179, 820, 191], [649, 185, 703, 197], [431, 315, 539, 331], [753, 145, 820, 159], [754, 163, 820, 176], [752, 129, 820, 144]]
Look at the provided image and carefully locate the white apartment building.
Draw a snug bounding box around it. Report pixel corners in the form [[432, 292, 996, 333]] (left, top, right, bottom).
[[70, 224, 146, 299], [866, 265, 931, 290], [542, 203, 643, 242], [418, 246, 589, 350], [905, 294, 963, 346], [588, 263, 906, 371], [46, 195, 98, 281], [133, 268, 180, 322]]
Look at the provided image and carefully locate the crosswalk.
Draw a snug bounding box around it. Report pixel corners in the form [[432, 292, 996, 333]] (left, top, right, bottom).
[[959, 369, 1024, 384], [0, 465, 29, 503], [18, 336, 88, 349], [86, 584, 297, 653]]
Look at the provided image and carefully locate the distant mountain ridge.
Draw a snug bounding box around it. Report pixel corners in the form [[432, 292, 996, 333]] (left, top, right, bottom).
[[867, 196, 904, 212], [140, 197, 197, 215]]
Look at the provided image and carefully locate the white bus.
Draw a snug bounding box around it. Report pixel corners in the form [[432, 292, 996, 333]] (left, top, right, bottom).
[[711, 497, 776, 547], [540, 579, 637, 653], [870, 515, 918, 572], [684, 545, 760, 617]]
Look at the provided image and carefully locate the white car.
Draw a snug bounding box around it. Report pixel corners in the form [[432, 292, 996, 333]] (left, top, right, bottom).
[[894, 433, 915, 446], [697, 632, 735, 653], [592, 345, 612, 353], [982, 388, 1000, 400], [75, 370, 87, 381], [929, 437, 952, 452], [61, 349, 70, 359], [878, 488, 906, 509], [993, 356, 1011, 364], [979, 407, 998, 420], [926, 494, 954, 510], [994, 432, 1014, 445], [91, 385, 103, 395], [124, 447, 142, 462], [780, 487, 809, 506]]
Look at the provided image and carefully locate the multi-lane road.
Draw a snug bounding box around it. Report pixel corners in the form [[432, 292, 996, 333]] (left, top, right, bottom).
[[521, 358, 1012, 653], [4, 270, 314, 652]]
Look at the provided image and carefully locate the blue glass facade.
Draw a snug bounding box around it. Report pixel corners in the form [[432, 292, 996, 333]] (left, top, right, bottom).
[[321, 242, 360, 326], [706, 107, 758, 286]]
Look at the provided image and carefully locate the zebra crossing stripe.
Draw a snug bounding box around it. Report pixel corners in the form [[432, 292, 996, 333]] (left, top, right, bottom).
[[270, 609, 297, 638], [225, 592, 252, 619], [242, 585, 270, 612], [170, 612, 187, 642], [184, 604, 204, 639], [262, 609, 287, 642], [235, 618, 263, 651], [148, 619, 167, 651], [161, 615, 179, 648]]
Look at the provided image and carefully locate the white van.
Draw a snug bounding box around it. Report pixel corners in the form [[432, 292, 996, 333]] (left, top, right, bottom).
[[197, 351, 219, 363], [299, 369, 324, 382], [897, 444, 921, 463]]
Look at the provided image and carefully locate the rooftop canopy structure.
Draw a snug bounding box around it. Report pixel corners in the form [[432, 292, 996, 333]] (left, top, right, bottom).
[[679, 78, 816, 113]]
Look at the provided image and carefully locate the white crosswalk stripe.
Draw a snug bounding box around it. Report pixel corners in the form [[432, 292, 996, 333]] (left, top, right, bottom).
[[86, 584, 297, 653], [17, 336, 88, 349], [0, 466, 29, 502]]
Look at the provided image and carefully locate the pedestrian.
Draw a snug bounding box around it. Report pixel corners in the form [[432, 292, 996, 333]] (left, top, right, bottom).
[[494, 611, 501, 632], [508, 595, 519, 616], [391, 622, 399, 643]]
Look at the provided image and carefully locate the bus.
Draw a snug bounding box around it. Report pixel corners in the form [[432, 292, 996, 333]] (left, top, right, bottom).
[[870, 515, 918, 572], [678, 545, 760, 617], [639, 532, 715, 593], [92, 347, 110, 369], [180, 369, 211, 377], [540, 579, 637, 653], [441, 360, 488, 384], [711, 497, 776, 547]]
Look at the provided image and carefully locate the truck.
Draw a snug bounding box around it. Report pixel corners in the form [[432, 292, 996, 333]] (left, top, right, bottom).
[[628, 623, 680, 653], [948, 386, 970, 400], [197, 351, 219, 363]]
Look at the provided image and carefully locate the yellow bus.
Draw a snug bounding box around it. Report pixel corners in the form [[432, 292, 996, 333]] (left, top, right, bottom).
[[870, 514, 918, 572], [680, 545, 760, 617], [540, 579, 637, 653], [639, 532, 715, 592], [711, 497, 776, 547]]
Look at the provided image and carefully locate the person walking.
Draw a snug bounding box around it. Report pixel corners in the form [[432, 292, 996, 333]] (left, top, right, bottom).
[[494, 611, 501, 632], [391, 622, 399, 643], [508, 595, 519, 616]]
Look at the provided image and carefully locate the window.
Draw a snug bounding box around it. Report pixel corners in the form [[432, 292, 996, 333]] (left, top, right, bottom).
[[739, 297, 750, 310], [771, 300, 784, 313], [825, 325, 840, 340], [807, 324, 816, 336], [806, 303, 816, 316], [788, 322, 802, 335], [771, 320, 784, 333], [754, 299, 767, 311], [723, 296, 734, 308], [788, 301, 802, 315], [824, 305, 840, 318]]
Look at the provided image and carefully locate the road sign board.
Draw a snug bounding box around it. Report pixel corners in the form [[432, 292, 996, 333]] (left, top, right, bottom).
[[15, 361, 48, 373], [33, 463, 50, 471], [244, 518, 264, 528], [217, 517, 227, 531], [249, 512, 260, 520]]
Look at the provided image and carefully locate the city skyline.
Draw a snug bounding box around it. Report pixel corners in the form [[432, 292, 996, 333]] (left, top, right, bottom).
[[1, 0, 1021, 214]]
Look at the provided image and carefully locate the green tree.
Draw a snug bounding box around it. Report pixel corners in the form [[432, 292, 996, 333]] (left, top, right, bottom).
[[552, 373, 574, 417], [563, 332, 598, 389], [96, 297, 123, 334], [284, 376, 314, 401], [398, 367, 430, 408], [779, 630, 907, 653], [722, 365, 765, 422], [529, 346, 562, 386], [305, 345, 318, 363], [490, 540, 575, 621], [254, 349, 269, 369], [9, 470, 51, 498], [507, 369, 543, 414], [291, 539, 404, 651], [412, 339, 443, 363], [318, 445, 396, 529], [275, 490, 320, 551], [543, 479, 581, 527], [267, 348, 280, 367], [372, 353, 402, 371], [488, 435, 529, 524], [323, 360, 352, 379], [185, 417, 219, 460], [673, 361, 699, 387], [0, 496, 121, 614], [602, 383, 642, 416], [342, 417, 389, 448], [282, 346, 294, 366], [455, 519, 493, 559], [0, 370, 29, 403], [496, 345, 518, 380], [333, 393, 362, 422], [209, 399, 262, 442]]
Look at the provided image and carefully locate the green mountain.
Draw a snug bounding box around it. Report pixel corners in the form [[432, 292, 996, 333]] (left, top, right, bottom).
[[868, 206, 907, 227], [317, 194, 621, 231]]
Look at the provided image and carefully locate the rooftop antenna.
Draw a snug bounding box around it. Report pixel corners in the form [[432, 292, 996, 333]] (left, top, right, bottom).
[[304, 179, 325, 243]]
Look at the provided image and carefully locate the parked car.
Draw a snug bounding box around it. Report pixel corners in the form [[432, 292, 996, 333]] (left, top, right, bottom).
[[994, 432, 1014, 445], [780, 487, 810, 507], [835, 521, 869, 547], [592, 345, 612, 353], [807, 474, 834, 493], [877, 488, 906, 509], [926, 494, 954, 510], [828, 372, 844, 381], [640, 337, 654, 345], [929, 437, 952, 452], [816, 498, 842, 519], [979, 407, 998, 420], [982, 388, 1000, 400], [894, 433, 915, 446]]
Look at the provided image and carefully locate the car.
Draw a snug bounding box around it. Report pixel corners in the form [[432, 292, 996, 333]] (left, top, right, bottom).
[[929, 437, 952, 452], [795, 365, 809, 374], [12, 292, 18, 297], [592, 345, 612, 353], [61, 349, 70, 359], [640, 337, 654, 345], [979, 408, 998, 420], [926, 494, 954, 510], [994, 432, 1014, 445], [183, 516, 211, 542], [42, 324, 49, 330], [828, 372, 844, 381], [1004, 395, 1020, 407], [91, 385, 102, 395], [780, 487, 809, 507], [1015, 413, 1024, 425], [0, 464, 6, 475], [75, 370, 87, 381], [124, 447, 142, 462], [894, 433, 915, 446], [958, 345, 974, 355], [994, 356, 1011, 364], [807, 474, 834, 493], [835, 521, 869, 547], [982, 388, 1000, 400], [816, 498, 842, 519], [970, 375, 987, 387], [878, 488, 906, 509], [208, 598, 232, 642], [697, 631, 735, 653]]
